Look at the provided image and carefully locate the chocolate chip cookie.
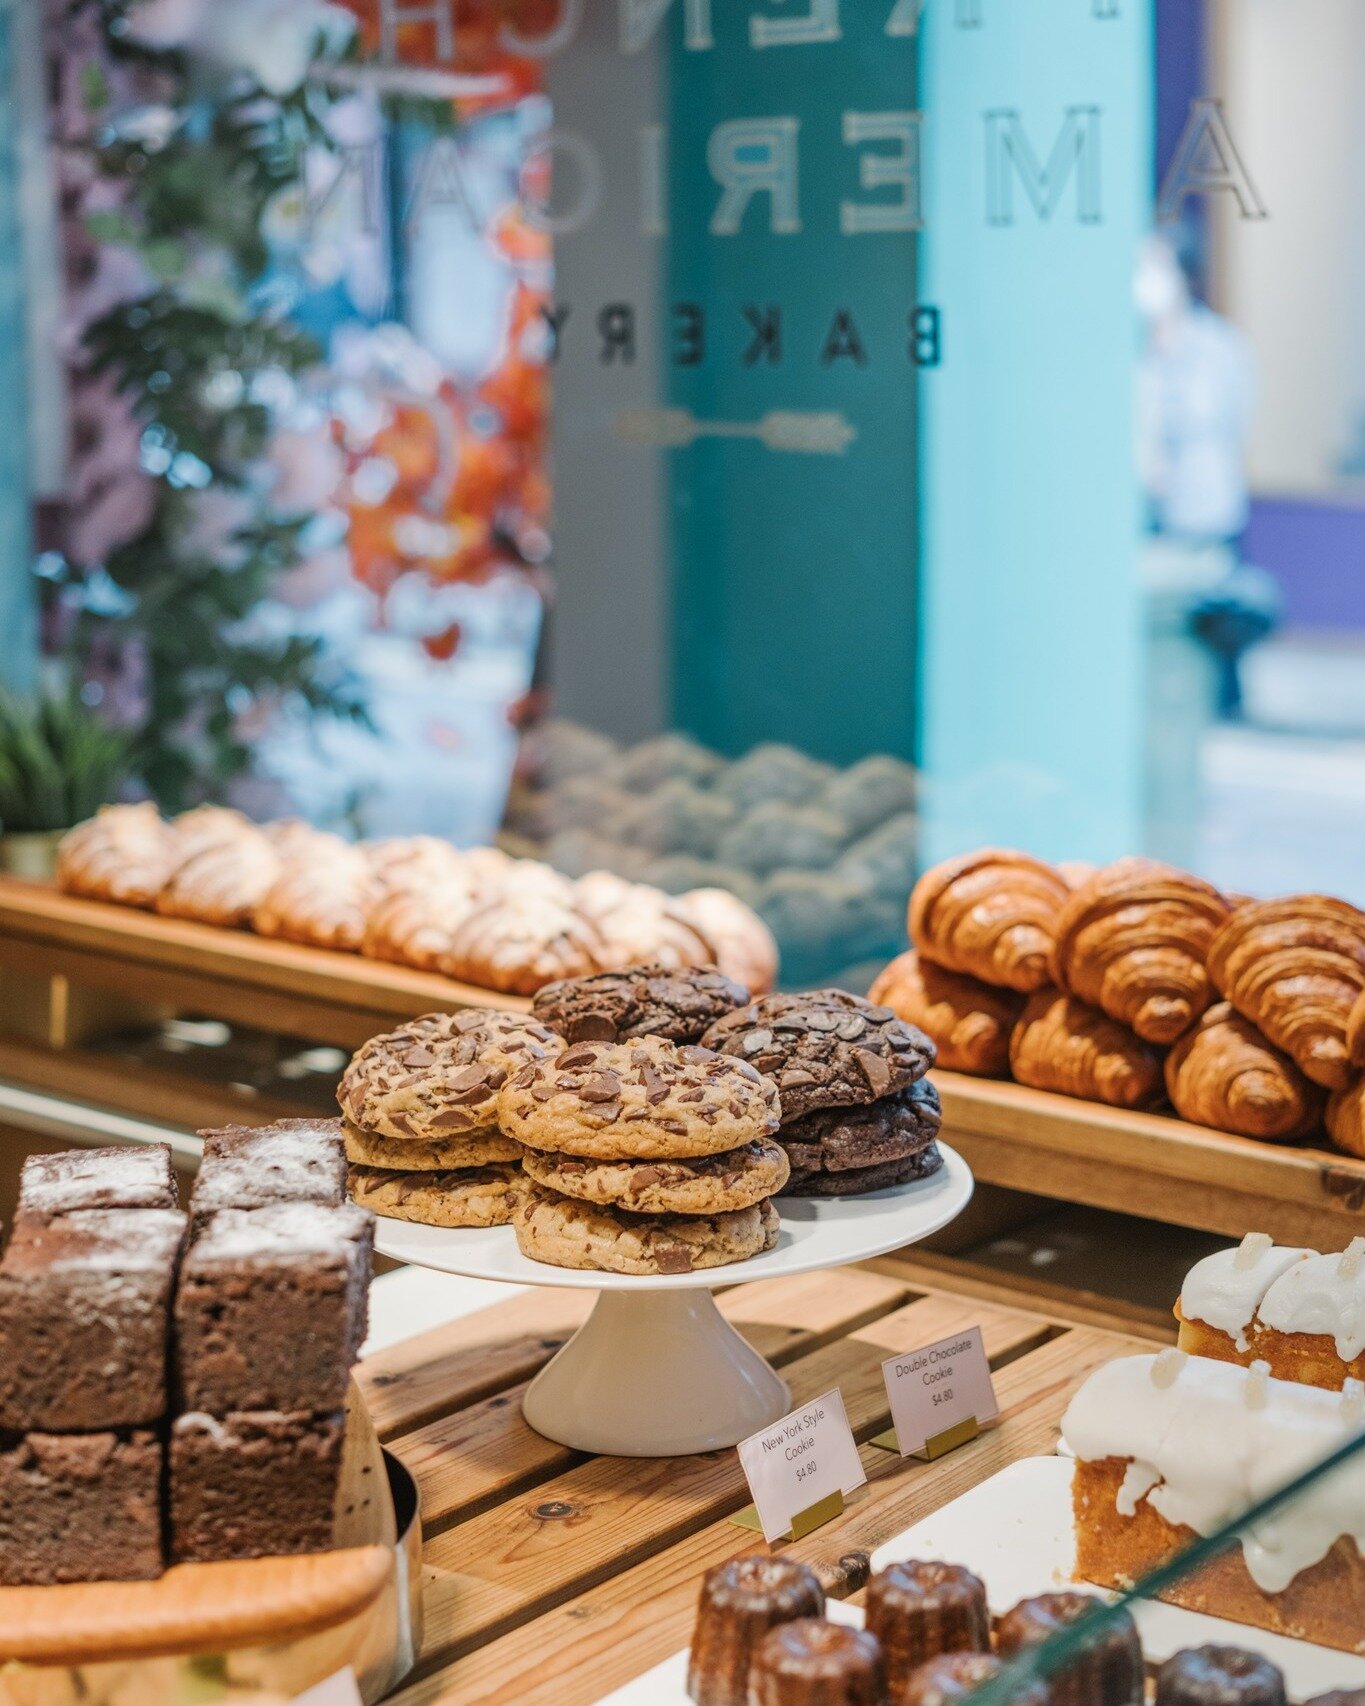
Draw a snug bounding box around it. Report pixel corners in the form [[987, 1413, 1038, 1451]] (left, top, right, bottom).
[[531, 963, 749, 1045], [521, 1137, 789, 1215], [347, 1162, 525, 1226], [701, 990, 934, 1119], [342, 1120, 522, 1172], [784, 1145, 944, 1196], [777, 1079, 942, 1177], [513, 1187, 780, 1274], [498, 1035, 781, 1161], [338, 1010, 563, 1142]]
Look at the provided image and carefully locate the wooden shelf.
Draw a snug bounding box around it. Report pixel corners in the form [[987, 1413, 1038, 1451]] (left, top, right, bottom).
[[0, 877, 522, 1052], [936, 1070, 1365, 1250], [0, 879, 1360, 1250]]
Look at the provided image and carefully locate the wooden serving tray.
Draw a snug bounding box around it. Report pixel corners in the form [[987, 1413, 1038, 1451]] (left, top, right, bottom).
[[937, 1070, 1365, 1250], [0, 1385, 421, 1700]]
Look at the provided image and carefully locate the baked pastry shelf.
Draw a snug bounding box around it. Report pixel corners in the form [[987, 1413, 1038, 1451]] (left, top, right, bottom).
[[935, 1069, 1365, 1250], [0, 876, 523, 1052]]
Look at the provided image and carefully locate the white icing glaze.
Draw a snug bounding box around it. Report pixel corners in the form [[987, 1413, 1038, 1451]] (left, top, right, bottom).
[[1259, 1249, 1365, 1362], [1062, 1353, 1365, 1594], [1179, 1240, 1312, 1352]]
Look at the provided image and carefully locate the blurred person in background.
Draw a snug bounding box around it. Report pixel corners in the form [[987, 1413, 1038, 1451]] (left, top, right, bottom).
[[1137, 225, 1277, 716]]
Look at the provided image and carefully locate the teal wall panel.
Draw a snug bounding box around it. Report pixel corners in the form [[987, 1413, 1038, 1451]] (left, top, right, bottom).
[[917, 0, 1151, 863], [664, 14, 920, 765], [0, 13, 34, 692]]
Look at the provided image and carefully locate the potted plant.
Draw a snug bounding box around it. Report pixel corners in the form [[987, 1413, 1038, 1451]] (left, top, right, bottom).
[[0, 689, 135, 878]]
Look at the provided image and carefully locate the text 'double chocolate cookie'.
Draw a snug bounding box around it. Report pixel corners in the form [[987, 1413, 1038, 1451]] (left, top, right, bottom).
[[532, 963, 749, 1046], [701, 990, 935, 1120]]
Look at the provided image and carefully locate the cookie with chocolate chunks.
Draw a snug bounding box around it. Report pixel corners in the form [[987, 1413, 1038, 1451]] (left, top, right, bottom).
[[513, 1186, 779, 1274], [338, 1010, 564, 1143], [522, 1136, 788, 1215], [497, 1035, 780, 1160], [778, 1079, 941, 1177], [347, 1162, 524, 1227], [532, 963, 749, 1046], [701, 990, 934, 1120]]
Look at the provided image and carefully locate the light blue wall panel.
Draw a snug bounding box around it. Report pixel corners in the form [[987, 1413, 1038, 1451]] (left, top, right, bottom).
[[918, 0, 1151, 863], [0, 11, 34, 692]]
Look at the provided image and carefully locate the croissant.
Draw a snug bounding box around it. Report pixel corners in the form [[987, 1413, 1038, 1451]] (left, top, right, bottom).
[[1050, 857, 1231, 1044], [869, 949, 1022, 1076], [362, 873, 480, 970], [55, 803, 173, 907], [442, 895, 606, 995], [1206, 896, 1365, 1090], [1164, 1002, 1324, 1142], [254, 837, 374, 952], [155, 829, 283, 927], [1328, 1080, 1365, 1158], [1349, 989, 1365, 1069], [1009, 989, 1165, 1109], [909, 848, 1070, 992]]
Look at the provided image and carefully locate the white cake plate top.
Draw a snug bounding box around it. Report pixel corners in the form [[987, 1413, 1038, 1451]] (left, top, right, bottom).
[[373, 1141, 973, 1291]]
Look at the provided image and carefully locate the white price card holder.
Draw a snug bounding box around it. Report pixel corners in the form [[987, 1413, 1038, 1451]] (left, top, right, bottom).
[[730, 1389, 867, 1544], [294, 1669, 364, 1706], [870, 1326, 999, 1459]]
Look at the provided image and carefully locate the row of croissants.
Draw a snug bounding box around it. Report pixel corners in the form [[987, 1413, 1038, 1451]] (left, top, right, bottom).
[[868, 848, 1365, 1157], [53, 804, 779, 997]]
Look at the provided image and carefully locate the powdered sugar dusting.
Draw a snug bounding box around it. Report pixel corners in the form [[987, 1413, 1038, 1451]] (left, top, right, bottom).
[[191, 1201, 371, 1264], [20, 1145, 177, 1217]]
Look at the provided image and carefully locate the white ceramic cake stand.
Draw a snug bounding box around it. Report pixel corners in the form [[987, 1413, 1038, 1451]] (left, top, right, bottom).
[[373, 1143, 973, 1457]]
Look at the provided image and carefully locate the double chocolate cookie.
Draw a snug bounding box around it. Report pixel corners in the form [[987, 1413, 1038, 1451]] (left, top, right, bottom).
[[532, 964, 749, 1045], [702, 989, 940, 1198], [701, 991, 933, 1119], [780, 1080, 943, 1195]]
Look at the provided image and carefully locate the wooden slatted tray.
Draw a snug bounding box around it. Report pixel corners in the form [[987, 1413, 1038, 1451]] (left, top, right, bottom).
[[353, 1261, 1162, 1705]]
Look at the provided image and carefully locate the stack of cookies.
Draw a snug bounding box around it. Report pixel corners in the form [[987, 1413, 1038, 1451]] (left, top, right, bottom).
[[701, 990, 941, 1194], [499, 1033, 787, 1275], [338, 1009, 563, 1227]]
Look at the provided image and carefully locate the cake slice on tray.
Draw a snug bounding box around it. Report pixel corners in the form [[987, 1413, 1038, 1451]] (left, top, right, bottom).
[[1062, 1348, 1365, 1652]]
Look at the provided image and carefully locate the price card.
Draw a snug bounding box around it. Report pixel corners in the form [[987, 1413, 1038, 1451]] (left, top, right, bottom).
[[294, 1671, 363, 1706], [736, 1389, 866, 1544], [881, 1326, 999, 1459]]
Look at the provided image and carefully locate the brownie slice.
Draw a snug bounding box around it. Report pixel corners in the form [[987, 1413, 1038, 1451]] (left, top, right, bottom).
[[18, 1143, 179, 1221], [0, 1427, 163, 1583], [169, 1409, 344, 1562], [0, 1207, 187, 1430], [175, 1201, 373, 1413], [191, 1119, 347, 1220]]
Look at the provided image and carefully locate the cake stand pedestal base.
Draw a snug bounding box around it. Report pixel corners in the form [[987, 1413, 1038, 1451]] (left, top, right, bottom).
[[522, 1288, 790, 1457]]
